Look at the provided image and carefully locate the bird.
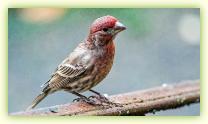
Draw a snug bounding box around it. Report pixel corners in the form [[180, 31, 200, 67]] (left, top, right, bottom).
[[27, 15, 126, 110]]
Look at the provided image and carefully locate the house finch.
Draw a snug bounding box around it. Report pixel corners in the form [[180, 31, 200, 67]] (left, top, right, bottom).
[[27, 15, 126, 110]]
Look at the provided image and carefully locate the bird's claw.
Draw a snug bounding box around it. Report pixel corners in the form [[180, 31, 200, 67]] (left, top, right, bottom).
[[73, 97, 98, 105], [73, 97, 82, 102], [88, 95, 123, 107], [73, 95, 123, 107]]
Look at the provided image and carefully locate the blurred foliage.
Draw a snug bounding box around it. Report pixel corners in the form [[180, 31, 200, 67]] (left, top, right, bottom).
[[9, 9, 150, 38]]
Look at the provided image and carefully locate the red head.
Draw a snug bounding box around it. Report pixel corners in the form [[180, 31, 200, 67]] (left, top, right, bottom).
[[88, 15, 126, 47]]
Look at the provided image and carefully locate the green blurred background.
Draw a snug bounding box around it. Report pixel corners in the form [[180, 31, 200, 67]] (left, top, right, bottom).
[[8, 8, 200, 115]]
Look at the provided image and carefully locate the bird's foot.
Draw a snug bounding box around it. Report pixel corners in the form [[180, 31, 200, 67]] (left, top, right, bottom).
[[73, 97, 98, 105], [88, 95, 123, 107]]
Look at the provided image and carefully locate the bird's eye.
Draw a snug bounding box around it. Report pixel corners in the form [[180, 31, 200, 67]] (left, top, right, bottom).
[[102, 28, 108, 32]]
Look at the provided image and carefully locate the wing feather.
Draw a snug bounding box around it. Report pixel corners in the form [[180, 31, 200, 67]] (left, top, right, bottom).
[[41, 43, 92, 92], [42, 64, 86, 91]]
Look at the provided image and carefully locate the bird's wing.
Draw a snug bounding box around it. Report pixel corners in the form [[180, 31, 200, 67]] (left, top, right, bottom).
[[42, 63, 86, 92], [41, 45, 91, 92], [57, 64, 86, 78]]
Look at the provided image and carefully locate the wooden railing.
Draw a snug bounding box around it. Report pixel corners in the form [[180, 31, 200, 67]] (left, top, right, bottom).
[[11, 80, 200, 116]]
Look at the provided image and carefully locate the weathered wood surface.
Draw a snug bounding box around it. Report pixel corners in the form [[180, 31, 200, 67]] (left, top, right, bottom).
[[11, 80, 200, 116]]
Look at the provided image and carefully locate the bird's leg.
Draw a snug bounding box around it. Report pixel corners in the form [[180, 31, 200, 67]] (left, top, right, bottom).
[[70, 91, 98, 105], [89, 89, 109, 101], [89, 89, 122, 107]]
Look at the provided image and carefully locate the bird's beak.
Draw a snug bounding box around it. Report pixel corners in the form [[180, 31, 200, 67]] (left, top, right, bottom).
[[113, 21, 126, 34]]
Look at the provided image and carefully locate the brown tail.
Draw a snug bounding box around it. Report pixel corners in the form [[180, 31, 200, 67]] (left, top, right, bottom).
[[26, 92, 49, 111]]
